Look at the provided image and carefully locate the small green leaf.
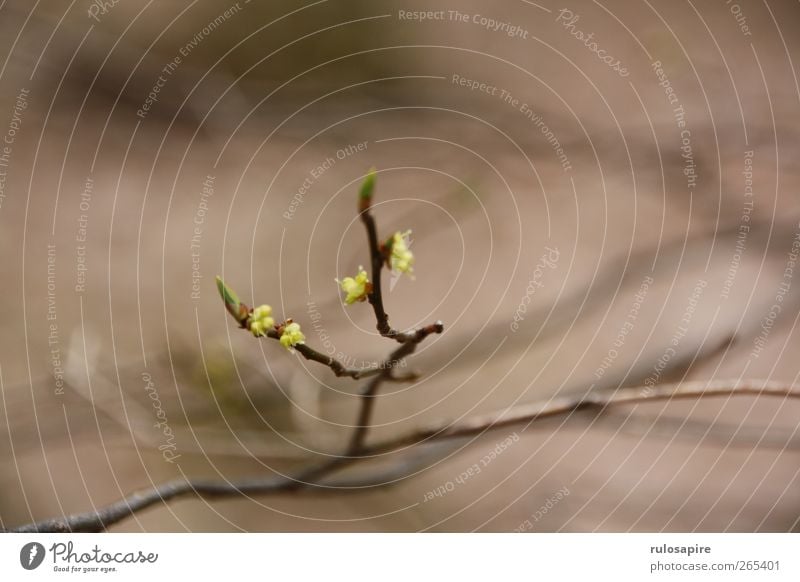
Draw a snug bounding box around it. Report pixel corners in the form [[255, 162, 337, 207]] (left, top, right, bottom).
[[359, 168, 376, 203], [216, 276, 239, 307], [216, 276, 247, 323]]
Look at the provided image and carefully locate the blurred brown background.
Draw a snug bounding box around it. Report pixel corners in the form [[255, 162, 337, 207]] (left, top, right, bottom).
[[0, 0, 799, 531]]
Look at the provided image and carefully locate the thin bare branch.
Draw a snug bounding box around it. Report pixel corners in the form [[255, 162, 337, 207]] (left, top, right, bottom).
[[359, 197, 426, 343], [366, 379, 800, 454], [5, 379, 797, 533], [360, 204, 397, 339], [289, 337, 381, 379], [346, 176, 445, 453]]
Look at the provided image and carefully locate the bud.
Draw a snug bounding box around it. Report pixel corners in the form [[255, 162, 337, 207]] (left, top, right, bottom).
[[358, 168, 376, 211], [216, 276, 249, 324]]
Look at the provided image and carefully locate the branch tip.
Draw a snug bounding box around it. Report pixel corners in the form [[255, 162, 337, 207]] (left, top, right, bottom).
[[358, 167, 376, 211]]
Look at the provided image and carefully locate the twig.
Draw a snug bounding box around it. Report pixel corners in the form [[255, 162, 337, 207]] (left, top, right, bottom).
[[5, 379, 797, 532], [347, 174, 444, 453], [347, 322, 444, 455], [359, 196, 424, 344], [360, 203, 396, 338], [270, 330, 381, 379]]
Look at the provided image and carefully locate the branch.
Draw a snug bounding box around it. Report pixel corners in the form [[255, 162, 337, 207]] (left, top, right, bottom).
[[360, 200, 396, 338], [264, 329, 381, 380], [347, 321, 444, 455], [358, 175, 420, 344], [365, 379, 800, 454], [6, 379, 798, 532], [346, 171, 444, 453]]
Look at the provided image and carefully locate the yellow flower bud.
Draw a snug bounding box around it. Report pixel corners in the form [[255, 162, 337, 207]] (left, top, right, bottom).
[[389, 230, 414, 276], [337, 267, 371, 305], [248, 304, 274, 337], [279, 322, 305, 350]]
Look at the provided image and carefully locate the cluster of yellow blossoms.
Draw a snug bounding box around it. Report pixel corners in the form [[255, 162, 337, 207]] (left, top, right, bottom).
[[388, 230, 414, 276], [245, 304, 305, 350], [336, 230, 414, 304], [248, 305, 274, 337]]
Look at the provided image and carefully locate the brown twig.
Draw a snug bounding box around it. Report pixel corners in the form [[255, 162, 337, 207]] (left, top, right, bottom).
[[238, 175, 443, 455], [359, 194, 425, 344], [347, 174, 444, 452], [262, 329, 381, 380], [6, 379, 798, 532], [360, 203, 398, 339], [347, 321, 444, 455]]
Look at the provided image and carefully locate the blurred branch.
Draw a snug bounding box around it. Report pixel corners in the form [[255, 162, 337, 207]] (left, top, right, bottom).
[[365, 379, 800, 453], [6, 379, 798, 532]]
